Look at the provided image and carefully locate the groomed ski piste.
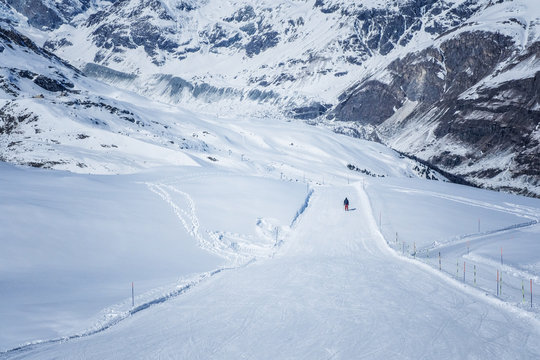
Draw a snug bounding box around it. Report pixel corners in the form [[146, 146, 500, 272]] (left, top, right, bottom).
[[2, 105, 540, 358]]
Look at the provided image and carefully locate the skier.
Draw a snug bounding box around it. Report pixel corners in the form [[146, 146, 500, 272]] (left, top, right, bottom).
[[344, 197, 349, 211]]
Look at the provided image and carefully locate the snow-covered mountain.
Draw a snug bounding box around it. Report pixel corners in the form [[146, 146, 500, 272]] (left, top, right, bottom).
[[1, 0, 540, 196], [0, 24, 208, 173], [330, 0, 540, 197], [1, 22, 443, 180], [3, 2, 540, 357]]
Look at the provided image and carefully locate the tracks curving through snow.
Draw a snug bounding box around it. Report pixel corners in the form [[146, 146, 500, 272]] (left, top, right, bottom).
[[3, 183, 540, 359]]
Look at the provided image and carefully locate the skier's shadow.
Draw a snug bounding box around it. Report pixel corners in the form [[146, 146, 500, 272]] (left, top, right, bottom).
[[348, 208, 357, 211]]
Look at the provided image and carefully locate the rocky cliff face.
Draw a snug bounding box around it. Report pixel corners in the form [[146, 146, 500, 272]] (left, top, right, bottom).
[[331, 19, 540, 196], [2, 0, 99, 29]]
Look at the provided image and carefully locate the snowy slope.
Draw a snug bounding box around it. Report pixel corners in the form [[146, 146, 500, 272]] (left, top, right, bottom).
[[2, 175, 540, 359], [1, 3, 540, 357], [0, 162, 310, 351], [1, 81, 540, 356], [0, 29, 448, 348], [0, 24, 205, 173]]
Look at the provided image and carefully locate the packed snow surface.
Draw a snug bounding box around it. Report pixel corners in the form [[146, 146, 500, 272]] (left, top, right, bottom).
[[2, 175, 540, 359], [1, 104, 540, 357]]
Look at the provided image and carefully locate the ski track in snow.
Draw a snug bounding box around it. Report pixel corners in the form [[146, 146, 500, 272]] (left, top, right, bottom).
[[145, 179, 298, 265], [3, 184, 540, 358], [0, 268, 231, 357], [389, 185, 540, 222], [423, 220, 539, 253], [377, 188, 540, 315], [0, 177, 317, 357], [145, 183, 219, 258], [382, 184, 540, 288]]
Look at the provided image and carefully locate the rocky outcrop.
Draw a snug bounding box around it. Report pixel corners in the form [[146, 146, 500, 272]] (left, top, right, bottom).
[[332, 30, 540, 196], [316, 0, 484, 64], [4, 0, 95, 29], [335, 31, 516, 123]]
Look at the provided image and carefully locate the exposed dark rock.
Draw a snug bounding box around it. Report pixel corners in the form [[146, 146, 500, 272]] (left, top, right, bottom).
[[0, 26, 41, 53], [83, 63, 137, 82], [0, 26, 82, 74], [290, 103, 331, 120], [17, 69, 36, 80], [240, 23, 257, 35], [224, 5, 256, 23], [64, 98, 139, 124], [201, 24, 242, 50], [334, 31, 517, 124], [245, 31, 279, 57], [332, 30, 537, 194], [43, 38, 73, 51], [430, 151, 466, 168], [0, 103, 38, 135], [5, 0, 63, 29], [439, 32, 515, 95], [26, 160, 66, 168], [395, 150, 475, 186], [0, 75, 20, 97], [347, 163, 385, 178], [333, 81, 404, 125], [85, 0, 178, 62], [176, 1, 196, 12], [314, 0, 339, 14], [33, 75, 73, 92], [245, 88, 278, 102], [4, 0, 99, 29]]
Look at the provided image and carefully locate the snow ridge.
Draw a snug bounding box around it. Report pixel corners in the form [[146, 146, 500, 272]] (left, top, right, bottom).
[[290, 188, 314, 227], [0, 267, 230, 357]]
